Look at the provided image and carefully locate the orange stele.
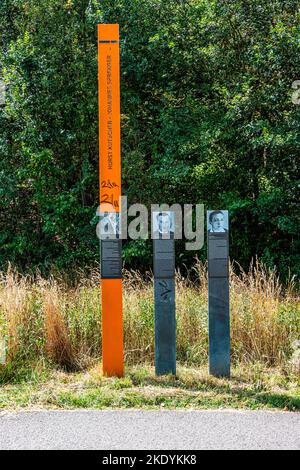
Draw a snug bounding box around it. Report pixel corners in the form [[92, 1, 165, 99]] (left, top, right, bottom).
[[98, 24, 124, 378], [98, 24, 121, 214], [101, 279, 124, 377]]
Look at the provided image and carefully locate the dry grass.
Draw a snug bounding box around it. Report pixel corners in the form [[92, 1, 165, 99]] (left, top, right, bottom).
[[44, 288, 75, 371], [0, 261, 299, 383], [228, 261, 299, 365]]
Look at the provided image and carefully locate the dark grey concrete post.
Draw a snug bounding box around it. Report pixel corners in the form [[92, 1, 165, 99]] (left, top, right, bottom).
[[207, 210, 230, 378], [153, 239, 176, 376]]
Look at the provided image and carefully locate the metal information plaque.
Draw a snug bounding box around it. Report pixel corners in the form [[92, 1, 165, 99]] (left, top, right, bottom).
[[153, 211, 176, 376], [153, 239, 175, 279], [207, 210, 230, 378], [101, 240, 122, 279]]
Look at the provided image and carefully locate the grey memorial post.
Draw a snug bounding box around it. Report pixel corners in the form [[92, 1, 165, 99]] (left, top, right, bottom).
[[207, 210, 230, 378], [153, 211, 176, 376]]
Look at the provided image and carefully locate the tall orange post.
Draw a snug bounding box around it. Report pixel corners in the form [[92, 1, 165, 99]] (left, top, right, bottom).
[[98, 24, 124, 377]]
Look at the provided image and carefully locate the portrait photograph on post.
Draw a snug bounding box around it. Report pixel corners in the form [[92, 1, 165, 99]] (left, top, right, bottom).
[[207, 210, 229, 233], [99, 212, 121, 239], [152, 211, 175, 239]]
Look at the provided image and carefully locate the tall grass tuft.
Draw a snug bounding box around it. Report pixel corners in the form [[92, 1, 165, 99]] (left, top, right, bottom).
[[0, 261, 299, 382], [43, 285, 75, 371]]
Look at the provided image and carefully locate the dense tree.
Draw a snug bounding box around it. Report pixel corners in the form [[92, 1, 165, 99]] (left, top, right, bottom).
[[0, 0, 299, 278]]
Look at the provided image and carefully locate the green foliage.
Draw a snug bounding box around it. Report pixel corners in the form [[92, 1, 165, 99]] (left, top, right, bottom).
[[0, 0, 299, 278]]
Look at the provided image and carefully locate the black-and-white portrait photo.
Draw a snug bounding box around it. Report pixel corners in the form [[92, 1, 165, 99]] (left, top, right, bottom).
[[152, 211, 175, 239], [98, 212, 121, 239], [207, 210, 229, 233]]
